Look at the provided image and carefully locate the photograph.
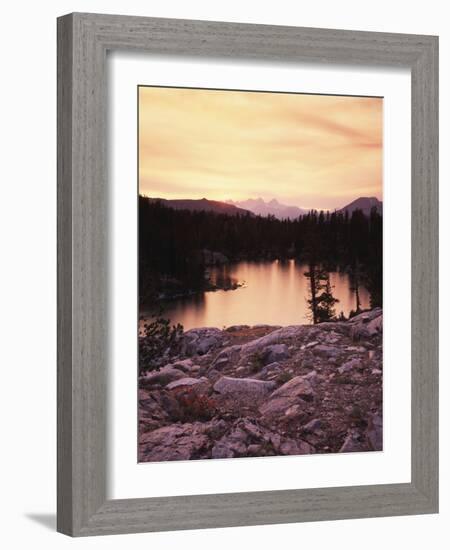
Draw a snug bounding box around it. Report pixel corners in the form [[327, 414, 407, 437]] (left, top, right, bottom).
[[138, 86, 383, 462]]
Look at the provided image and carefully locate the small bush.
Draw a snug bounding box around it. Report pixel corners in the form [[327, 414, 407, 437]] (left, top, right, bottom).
[[139, 314, 183, 374], [176, 389, 216, 421], [249, 351, 265, 373], [275, 371, 293, 385]]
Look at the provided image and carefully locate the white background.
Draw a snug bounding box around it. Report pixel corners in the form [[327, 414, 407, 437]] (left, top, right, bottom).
[[0, 1, 447, 549], [109, 55, 411, 498]]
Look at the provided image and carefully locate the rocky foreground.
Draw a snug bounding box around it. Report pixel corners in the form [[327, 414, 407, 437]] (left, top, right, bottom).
[[139, 308, 383, 462]]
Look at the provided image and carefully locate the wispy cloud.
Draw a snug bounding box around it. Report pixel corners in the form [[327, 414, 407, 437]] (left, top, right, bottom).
[[139, 87, 382, 210]]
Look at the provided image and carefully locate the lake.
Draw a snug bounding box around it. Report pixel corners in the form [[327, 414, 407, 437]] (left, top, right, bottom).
[[141, 259, 370, 331]]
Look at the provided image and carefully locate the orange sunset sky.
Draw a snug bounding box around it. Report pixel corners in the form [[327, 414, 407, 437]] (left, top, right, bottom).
[[139, 86, 382, 211]]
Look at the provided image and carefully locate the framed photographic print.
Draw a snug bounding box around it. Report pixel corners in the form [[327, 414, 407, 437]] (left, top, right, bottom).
[[57, 13, 438, 536], [137, 86, 384, 463]]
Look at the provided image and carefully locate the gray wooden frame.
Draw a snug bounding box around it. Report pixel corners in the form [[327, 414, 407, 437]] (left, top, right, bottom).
[[57, 12, 438, 537]]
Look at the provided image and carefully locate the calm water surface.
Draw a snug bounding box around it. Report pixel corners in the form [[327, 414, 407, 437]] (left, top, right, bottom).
[[142, 260, 370, 331]]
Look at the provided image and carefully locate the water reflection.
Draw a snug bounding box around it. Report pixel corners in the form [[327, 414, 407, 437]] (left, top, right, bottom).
[[141, 259, 370, 331], [208, 265, 240, 290]]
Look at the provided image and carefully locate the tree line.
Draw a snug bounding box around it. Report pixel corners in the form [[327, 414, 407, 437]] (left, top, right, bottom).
[[139, 195, 382, 319]]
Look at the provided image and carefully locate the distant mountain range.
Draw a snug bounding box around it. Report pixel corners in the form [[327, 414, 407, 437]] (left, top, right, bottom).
[[147, 198, 253, 217], [227, 198, 308, 220], [337, 197, 382, 216], [145, 196, 382, 218]]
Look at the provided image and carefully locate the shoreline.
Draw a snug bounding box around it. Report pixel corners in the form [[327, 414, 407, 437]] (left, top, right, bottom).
[[140, 256, 371, 308], [138, 308, 383, 462]]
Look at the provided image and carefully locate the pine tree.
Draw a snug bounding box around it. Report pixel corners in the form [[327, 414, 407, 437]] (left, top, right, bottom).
[[349, 259, 362, 314], [304, 262, 320, 324], [315, 274, 339, 322], [304, 265, 339, 324]]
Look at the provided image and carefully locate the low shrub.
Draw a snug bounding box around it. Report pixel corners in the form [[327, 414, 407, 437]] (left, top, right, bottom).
[[275, 371, 293, 385], [139, 314, 183, 374], [176, 389, 217, 422], [248, 351, 265, 373]]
